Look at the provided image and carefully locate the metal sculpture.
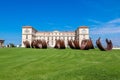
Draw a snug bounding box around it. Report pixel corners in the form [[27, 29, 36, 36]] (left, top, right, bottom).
[[54, 39, 65, 49], [23, 37, 113, 51], [81, 39, 90, 50], [54, 39, 60, 48], [60, 40, 66, 49], [31, 39, 47, 49], [41, 40, 47, 49], [80, 38, 94, 50], [31, 40, 40, 48], [89, 38, 94, 49], [68, 40, 75, 49], [68, 39, 94, 50], [23, 41, 31, 48], [96, 37, 113, 51], [73, 40, 80, 49], [37, 40, 43, 48]]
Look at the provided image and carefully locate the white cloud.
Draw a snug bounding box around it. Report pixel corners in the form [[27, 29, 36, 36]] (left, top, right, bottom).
[[88, 19, 103, 24], [90, 18, 120, 34], [108, 18, 120, 24], [89, 18, 120, 46]]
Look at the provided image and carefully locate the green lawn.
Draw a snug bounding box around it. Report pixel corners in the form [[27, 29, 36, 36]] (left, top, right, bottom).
[[0, 48, 120, 80]]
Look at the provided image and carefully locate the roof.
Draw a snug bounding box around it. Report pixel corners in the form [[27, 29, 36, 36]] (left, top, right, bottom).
[[36, 31, 75, 33], [53, 30, 60, 32], [78, 26, 88, 29], [0, 39, 4, 43], [22, 26, 37, 32], [22, 26, 32, 28]]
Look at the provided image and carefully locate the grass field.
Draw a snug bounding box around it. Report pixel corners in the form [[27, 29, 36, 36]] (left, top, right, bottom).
[[0, 48, 120, 80]]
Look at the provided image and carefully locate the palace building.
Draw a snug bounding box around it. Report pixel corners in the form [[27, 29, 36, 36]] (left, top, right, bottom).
[[22, 26, 89, 47]]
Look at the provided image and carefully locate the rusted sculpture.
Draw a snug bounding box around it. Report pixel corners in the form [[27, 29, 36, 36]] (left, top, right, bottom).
[[68, 40, 75, 49], [31, 40, 39, 48], [31, 39, 47, 49], [23, 37, 113, 51], [68, 39, 94, 50], [81, 40, 90, 50], [54, 39, 65, 49], [23, 41, 31, 48], [96, 37, 113, 51], [42, 40, 47, 49], [60, 40, 66, 49], [37, 40, 43, 48], [54, 39, 60, 48], [80, 38, 94, 50], [89, 38, 94, 49], [73, 40, 80, 49]]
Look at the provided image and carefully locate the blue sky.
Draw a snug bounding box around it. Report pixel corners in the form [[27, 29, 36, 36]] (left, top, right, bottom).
[[0, 0, 120, 46]]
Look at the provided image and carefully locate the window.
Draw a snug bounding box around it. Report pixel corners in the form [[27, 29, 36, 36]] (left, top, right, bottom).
[[24, 29, 30, 33], [48, 37, 49, 40], [82, 29, 86, 34], [26, 35, 28, 39]]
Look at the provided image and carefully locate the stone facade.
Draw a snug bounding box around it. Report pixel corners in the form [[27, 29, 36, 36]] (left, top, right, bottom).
[[75, 26, 89, 45], [22, 26, 89, 47]]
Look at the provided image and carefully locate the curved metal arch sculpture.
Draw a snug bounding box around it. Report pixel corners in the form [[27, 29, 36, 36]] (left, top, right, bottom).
[[31, 40, 40, 48], [31, 39, 47, 49], [37, 40, 43, 48], [68, 39, 94, 50], [73, 40, 80, 49], [80, 38, 94, 50], [41, 40, 47, 49], [96, 37, 113, 51], [54, 39, 65, 49], [23, 41, 31, 48], [60, 40, 66, 49], [54, 39, 60, 49], [88, 38, 94, 49], [80, 40, 90, 50], [68, 40, 75, 49]]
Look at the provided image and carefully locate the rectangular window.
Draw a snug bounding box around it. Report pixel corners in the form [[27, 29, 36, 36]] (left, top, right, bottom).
[[26, 35, 28, 39]]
